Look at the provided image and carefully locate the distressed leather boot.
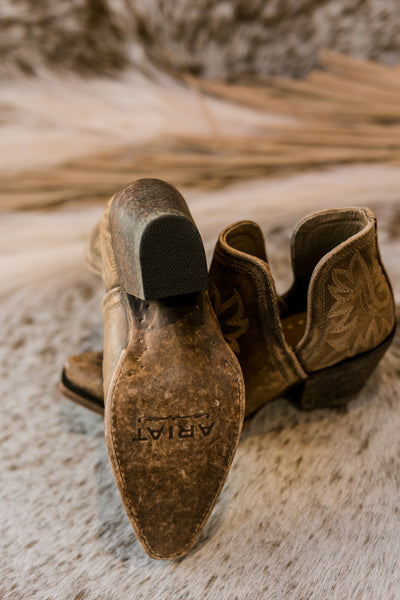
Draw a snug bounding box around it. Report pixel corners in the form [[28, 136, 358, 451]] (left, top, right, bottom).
[[61, 351, 104, 415], [62, 207, 395, 416], [209, 207, 395, 413], [82, 178, 245, 560]]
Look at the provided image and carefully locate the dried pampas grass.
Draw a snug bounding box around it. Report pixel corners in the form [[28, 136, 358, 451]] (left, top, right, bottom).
[[1, 51, 400, 211]]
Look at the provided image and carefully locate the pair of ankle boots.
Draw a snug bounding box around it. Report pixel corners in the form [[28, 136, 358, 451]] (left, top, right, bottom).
[[60, 178, 396, 560]]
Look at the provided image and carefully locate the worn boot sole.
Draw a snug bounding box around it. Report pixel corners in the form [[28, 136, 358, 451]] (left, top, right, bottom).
[[104, 180, 244, 560], [106, 294, 244, 559]]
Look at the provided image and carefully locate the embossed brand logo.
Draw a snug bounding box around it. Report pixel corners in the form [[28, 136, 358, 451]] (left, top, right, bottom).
[[132, 413, 215, 442]]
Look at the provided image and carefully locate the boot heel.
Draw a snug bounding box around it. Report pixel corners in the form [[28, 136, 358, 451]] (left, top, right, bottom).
[[291, 328, 395, 410], [110, 178, 208, 300]]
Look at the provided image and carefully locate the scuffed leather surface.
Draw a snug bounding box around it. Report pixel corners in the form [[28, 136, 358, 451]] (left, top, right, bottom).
[[209, 209, 395, 410], [209, 221, 306, 416], [105, 292, 243, 558], [289, 208, 371, 303], [100, 196, 120, 292], [60, 293, 245, 558], [64, 351, 103, 401], [102, 288, 128, 395], [98, 180, 244, 559], [295, 208, 396, 371], [97, 195, 130, 397]]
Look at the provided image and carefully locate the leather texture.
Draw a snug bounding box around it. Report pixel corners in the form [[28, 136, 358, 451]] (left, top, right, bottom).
[[95, 178, 245, 560], [208, 207, 395, 413], [63, 351, 103, 403], [288, 208, 395, 371], [63, 206, 395, 419], [209, 221, 307, 416]]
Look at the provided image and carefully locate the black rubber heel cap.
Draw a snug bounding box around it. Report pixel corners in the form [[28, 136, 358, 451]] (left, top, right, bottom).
[[140, 214, 208, 299]]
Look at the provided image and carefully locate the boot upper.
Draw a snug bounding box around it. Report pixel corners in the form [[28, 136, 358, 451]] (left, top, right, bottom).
[[209, 208, 395, 415], [209, 221, 307, 416]]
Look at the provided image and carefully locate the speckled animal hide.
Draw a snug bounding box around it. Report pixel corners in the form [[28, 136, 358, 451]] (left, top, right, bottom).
[[2, 165, 400, 599], [2, 9, 400, 592], [1, 0, 400, 78]]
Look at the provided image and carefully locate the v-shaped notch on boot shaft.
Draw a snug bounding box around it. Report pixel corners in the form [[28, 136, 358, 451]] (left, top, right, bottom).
[[209, 208, 396, 414]]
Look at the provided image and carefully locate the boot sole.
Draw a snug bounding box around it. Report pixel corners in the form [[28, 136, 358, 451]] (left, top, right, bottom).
[[105, 180, 245, 560]]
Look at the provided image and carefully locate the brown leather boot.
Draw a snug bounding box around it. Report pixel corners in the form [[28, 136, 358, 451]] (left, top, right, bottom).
[[78, 178, 245, 560], [61, 351, 104, 415], [61, 207, 395, 417], [209, 207, 395, 414]]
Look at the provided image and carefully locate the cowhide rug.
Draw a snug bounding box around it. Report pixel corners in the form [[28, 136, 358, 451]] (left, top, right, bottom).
[[2, 159, 400, 598], [2, 5, 400, 589]]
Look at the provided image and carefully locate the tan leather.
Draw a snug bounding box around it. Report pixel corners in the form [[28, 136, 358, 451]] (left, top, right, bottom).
[[63, 351, 103, 402], [95, 179, 244, 560], [102, 287, 128, 394], [68, 206, 395, 418], [95, 197, 130, 395], [208, 208, 395, 414], [209, 221, 307, 416], [288, 208, 395, 372]]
